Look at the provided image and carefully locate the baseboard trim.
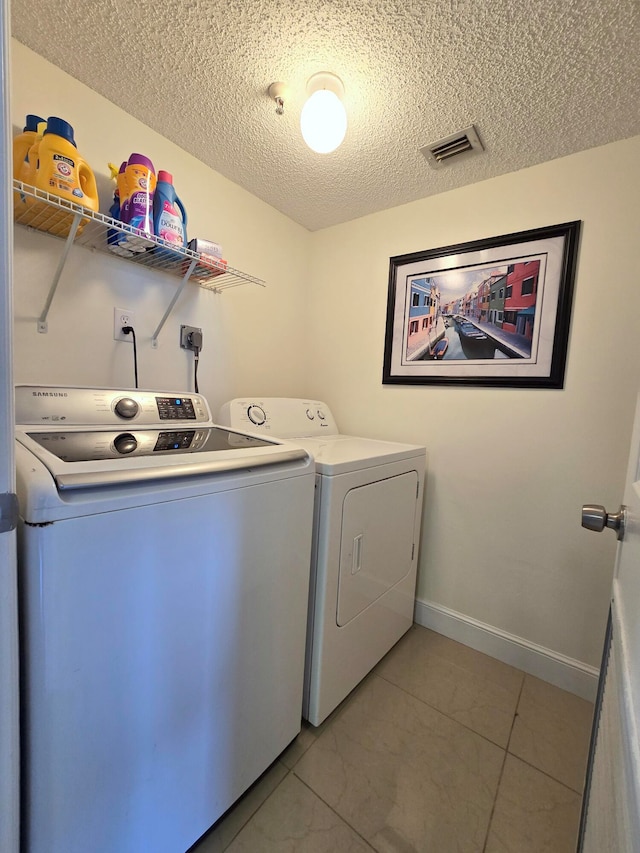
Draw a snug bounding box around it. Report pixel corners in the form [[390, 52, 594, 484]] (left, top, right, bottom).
[[414, 597, 599, 702]]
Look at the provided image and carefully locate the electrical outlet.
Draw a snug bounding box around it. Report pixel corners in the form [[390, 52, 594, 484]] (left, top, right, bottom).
[[114, 307, 135, 342], [180, 325, 203, 351]]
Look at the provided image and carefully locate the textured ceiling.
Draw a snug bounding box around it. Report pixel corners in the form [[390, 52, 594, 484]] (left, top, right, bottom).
[[11, 0, 640, 231]]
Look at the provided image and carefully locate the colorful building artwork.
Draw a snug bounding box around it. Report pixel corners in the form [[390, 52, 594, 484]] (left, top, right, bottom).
[[403, 257, 540, 361], [488, 272, 507, 327], [406, 277, 441, 358], [502, 260, 540, 339], [477, 277, 491, 322]]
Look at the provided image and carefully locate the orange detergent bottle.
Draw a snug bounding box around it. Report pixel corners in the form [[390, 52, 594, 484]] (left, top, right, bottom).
[[24, 117, 99, 237], [13, 114, 44, 181], [14, 118, 46, 218]]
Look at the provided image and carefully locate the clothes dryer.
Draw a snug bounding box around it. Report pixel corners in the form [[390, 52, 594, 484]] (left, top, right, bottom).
[[219, 398, 426, 726]]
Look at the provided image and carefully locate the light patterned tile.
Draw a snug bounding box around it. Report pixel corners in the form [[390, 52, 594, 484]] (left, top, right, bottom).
[[225, 773, 375, 852], [485, 754, 582, 853], [191, 760, 288, 852], [509, 675, 594, 792], [395, 627, 524, 694], [295, 674, 504, 853], [280, 721, 320, 769], [376, 625, 523, 747]]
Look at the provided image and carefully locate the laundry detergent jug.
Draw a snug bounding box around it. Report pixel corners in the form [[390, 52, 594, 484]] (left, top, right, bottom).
[[26, 117, 99, 237], [121, 153, 156, 249], [106, 162, 134, 257], [153, 170, 188, 260], [13, 113, 45, 181], [14, 118, 46, 217]]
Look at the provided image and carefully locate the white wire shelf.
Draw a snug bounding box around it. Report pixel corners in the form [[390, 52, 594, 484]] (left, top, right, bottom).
[[12, 180, 266, 343]]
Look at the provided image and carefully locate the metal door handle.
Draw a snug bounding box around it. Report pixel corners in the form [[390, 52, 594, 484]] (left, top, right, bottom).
[[352, 534, 363, 574], [581, 504, 626, 540]]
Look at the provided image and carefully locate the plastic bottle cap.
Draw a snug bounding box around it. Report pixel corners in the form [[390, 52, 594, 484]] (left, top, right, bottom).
[[24, 114, 45, 132], [157, 170, 173, 184], [45, 117, 77, 148], [128, 153, 155, 172]]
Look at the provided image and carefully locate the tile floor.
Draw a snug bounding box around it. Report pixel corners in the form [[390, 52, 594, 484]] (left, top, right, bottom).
[[190, 625, 594, 853]]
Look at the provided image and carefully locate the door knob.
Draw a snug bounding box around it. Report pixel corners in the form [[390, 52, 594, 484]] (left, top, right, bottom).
[[581, 504, 626, 540]]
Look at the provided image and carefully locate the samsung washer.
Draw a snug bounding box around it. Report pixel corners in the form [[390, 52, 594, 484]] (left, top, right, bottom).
[[219, 398, 426, 726], [15, 386, 315, 853]]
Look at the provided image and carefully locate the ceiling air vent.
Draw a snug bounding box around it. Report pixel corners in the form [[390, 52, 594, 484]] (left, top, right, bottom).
[[420, 125, 484, 169]]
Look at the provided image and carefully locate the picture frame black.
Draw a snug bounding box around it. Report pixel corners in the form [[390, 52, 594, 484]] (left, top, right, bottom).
[[382, 221, 581, 388]]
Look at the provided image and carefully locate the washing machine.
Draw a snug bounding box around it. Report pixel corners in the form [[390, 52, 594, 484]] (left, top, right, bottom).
[[15, 386, 315, 853], [219, 398, 426, 726]]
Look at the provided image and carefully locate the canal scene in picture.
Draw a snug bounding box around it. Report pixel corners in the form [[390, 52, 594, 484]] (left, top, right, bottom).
[[404, 257, 542, 362]]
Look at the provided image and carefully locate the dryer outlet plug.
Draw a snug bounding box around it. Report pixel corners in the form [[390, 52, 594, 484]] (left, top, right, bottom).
[[181, 325, 203, 352]]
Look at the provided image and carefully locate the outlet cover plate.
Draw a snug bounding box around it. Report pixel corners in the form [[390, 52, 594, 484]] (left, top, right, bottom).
[[114, 307, 135, 342], [180, 325, 202, 350]]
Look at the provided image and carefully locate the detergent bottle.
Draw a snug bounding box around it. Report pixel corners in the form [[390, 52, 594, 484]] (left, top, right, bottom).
[[153, 170, 188, 258], [106, 162, 134, 257], [121, 153, 156, 249], [13, 114, 45, 181], [20, 120, 47, 185], [14, 119, 47, 218], [30, 117, 99, 237], [116, 161, 129, 224], [116, 159, 145, 253]]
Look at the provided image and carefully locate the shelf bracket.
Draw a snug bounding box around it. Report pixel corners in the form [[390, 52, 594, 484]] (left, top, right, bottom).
[[37, 212, 84, 333], [150, 258, 198, 348]]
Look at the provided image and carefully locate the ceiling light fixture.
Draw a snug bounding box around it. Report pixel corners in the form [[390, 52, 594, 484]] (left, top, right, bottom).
[[300, 72, 347, 154], [268, 82, 288, 115]]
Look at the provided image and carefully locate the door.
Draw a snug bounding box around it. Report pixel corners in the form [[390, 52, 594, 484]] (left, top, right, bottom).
[[579, 393, 640, 850], [0, 3, 20, 853], [337, 471, 419, 625]]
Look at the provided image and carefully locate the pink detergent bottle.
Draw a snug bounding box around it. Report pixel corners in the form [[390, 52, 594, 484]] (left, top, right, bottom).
[[153, 170, 188, 251]]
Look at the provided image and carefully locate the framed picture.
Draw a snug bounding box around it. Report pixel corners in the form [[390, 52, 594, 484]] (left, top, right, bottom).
[[382, 221, 581, 388]]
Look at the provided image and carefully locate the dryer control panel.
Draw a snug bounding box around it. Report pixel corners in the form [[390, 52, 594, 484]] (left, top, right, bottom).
[[15, 385, 211, 427], [219, 398, 339, 438]]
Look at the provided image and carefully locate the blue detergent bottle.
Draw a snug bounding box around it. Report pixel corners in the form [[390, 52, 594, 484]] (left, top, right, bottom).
[[106, 162, 133, 257], [153, 170, 187, 259]]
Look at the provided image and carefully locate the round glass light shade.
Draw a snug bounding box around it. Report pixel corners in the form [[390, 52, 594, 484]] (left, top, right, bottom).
[[300, 89, 347, 154]]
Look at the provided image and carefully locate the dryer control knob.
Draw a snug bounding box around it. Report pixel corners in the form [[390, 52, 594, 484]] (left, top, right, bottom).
[[114, 433, 137, 454], [305, 408, 315, 420], [317, 409, 326, 420], [114, 397, 139, 419], [247, 405, 266, 426]]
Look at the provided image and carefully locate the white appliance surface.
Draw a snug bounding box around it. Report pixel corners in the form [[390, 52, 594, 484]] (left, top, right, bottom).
[[219, 397, 427, 726], [16, 386, 315, 853]]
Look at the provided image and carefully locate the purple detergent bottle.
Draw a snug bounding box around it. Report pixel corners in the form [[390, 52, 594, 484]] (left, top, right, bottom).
[[122, 153, 156, 249]]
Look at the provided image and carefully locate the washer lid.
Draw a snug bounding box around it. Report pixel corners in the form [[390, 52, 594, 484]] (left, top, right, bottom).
[[15, 426, 310, 493], [291, 434, 425, 475]]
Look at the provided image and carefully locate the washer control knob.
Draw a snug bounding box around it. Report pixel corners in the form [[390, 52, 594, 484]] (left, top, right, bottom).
[[114, 397, 139, 420], [305, 408, 315, 420], [114, 433, 137, 454], [317, 409, 326, 420], [247, 405, 266, 426]]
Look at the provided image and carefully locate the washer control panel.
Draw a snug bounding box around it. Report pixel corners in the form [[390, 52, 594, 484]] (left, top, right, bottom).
[[219, 398, 339, 438], [15, 386, 211, 426]]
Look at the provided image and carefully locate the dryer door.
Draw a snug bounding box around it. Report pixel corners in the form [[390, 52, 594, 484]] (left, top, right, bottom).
[[337, 471, 419, 626]]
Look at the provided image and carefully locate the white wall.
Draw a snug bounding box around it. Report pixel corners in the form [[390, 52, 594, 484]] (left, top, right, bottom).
[[306, 136, 640, 676], [10, 41, 312, 414]]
